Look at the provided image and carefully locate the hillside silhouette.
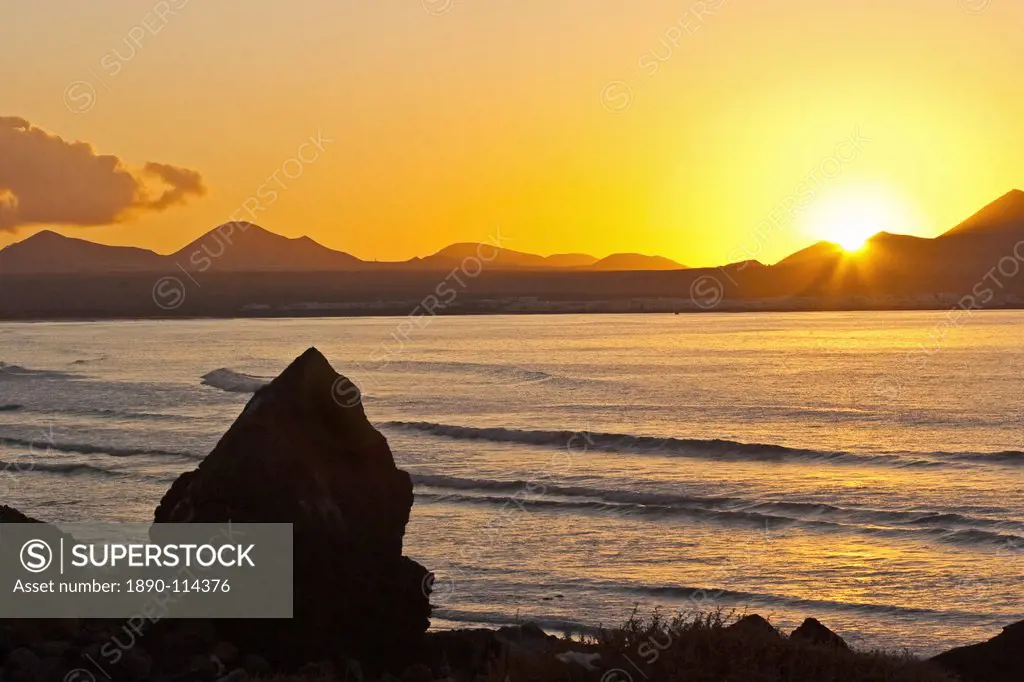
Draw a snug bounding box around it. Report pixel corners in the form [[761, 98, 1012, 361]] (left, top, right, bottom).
[[3, 190, 1024, 319]]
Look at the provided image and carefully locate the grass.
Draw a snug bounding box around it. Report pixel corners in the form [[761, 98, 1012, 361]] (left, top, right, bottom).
[[485, 609, 957, 682], [254, 609, 958, 682]]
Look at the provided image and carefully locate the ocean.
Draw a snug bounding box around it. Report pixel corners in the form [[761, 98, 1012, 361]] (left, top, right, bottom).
[[1, 312, 1021, 655]]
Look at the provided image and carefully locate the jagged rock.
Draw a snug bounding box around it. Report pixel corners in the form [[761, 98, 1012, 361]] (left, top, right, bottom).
[[217, 669, 249, 682], [32, 640, 72, 658], [727, 614, 781, 640], [153, 348, 431, 667], [496, 622, 556, 646], [400, 663, 433, 682], [0, 506, 81, 651], [790, 617, 849, 649], [212, 640, 239, 666], [4, 647, 42, 682], [931, 620, 1024, 682], [188, 652, 219, 679], [419, 629, 504, 676], [117, 647, 154, 681], [0, 504, 40, 523], [240, 653, 270, 676], [297, 660, 335, 678]]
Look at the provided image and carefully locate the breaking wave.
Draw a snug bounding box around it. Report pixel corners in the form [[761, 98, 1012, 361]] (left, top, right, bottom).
[[943, 450, 1024, 466], [0, 459, 124, 478], [391, 421, 1024, 469], [412, 474, 1024, 549], [0, 436, 200, 460], [201, 368, 270, 394], [388, 422, 934, 468]]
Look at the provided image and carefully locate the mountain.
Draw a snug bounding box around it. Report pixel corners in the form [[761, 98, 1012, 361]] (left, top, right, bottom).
[[0, 230, 164, 274], [411, 243, 599, 270], [414, 244, 684, 271], [763, 194, 1024, 302], [6, 190, 1024, 319], [2, 190, 1021, 292], [170, 223, 366, 272], [542, 253, 600, 268], [0, 228, 688, 275], [588, 253, 686, 270], [941, 189, 1024, 238], [775, 241, 847, 267]]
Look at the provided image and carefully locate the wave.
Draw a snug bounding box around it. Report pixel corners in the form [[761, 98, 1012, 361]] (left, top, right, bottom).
[[944, 450, 1024, 467], [433, 586, 994, 631], [201, 368, 270, 394], [618, 583, 989, 620], [388, 422, 934, 468], [432, 608, 595, 635], [412, 474, 1024, 549], [374, 360, 560, 385], [391, 421, 1024, 469], [0, 436, 201, 460], [0, 363, 74, 380], [0, 459, 123, 478], [6, 404, 186, 422], [63, 407, 185, 422]]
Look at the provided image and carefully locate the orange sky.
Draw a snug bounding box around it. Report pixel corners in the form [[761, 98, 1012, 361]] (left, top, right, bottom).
[[2, 0, 1023, 266]]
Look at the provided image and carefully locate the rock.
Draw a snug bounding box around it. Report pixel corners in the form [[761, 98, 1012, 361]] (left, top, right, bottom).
[[496, 622, 554, 645], [297, 660, 335, 678], [727, 614, 781, 640], [789, 617, 849, 650], [188, 652, 220, 679], [117, 647, 154, 681], [139, 618, 218, 673], [0, 504, 40, 523], [35, 656, 67, 682], [554, 651, 601, 670], [240, 653, 270, 676], [931, 620, 1024, 682], [0, 506, 81, 649], [400, 663, 433, 682], [153, 348, 431, 667], [5, 647, 42, 680], [338, 657, 364, 681], [216, 669, 249, 682], [0, 629, 12, 661], [419, 629, 504, 676], [32, 640, 72, 658], [212, 640, 239, 666]]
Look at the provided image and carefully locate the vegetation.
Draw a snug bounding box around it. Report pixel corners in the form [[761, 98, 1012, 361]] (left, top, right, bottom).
[[257, 610, 957, 682]]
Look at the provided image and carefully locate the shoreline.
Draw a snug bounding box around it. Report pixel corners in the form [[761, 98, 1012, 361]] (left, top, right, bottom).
[[4, 303, 1024, 324]]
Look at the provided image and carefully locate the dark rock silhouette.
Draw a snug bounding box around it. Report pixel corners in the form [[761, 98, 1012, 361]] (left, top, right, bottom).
[[154, 347, 432, 666], [790, 618, 849, 649], [0, 504, 40, 523], [726, 614, 780, 640], [0, 505, 80, 648], [931, 620, 1024, 682]]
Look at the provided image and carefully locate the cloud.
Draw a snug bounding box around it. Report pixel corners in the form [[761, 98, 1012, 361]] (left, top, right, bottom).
[[141, 162, 207, 210], [0, 116, 206, 231]]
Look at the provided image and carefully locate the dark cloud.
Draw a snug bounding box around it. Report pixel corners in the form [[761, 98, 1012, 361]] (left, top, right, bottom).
[[141, 162, 207, 211], [0, 116, 206, 231]]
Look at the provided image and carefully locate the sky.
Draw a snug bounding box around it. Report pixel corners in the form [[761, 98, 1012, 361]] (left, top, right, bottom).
[[2, 0, 1023, 266]]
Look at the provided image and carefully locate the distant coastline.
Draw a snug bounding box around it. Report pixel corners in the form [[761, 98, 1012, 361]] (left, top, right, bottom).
[[5, 190, 1024, 321], [4, 299, 1024, 323]]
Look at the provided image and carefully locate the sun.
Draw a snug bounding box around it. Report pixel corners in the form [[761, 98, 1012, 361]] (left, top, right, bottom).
[[803, 188, 910, 253], [835, 228, 871, 252]]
